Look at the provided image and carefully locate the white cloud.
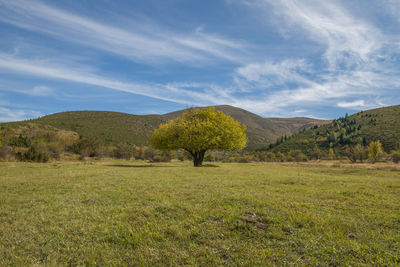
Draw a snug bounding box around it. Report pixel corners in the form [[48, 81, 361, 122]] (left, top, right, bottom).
[[0, 53, 231, 106], [0, 0, 399, 118], [262, 0, 383, 68], [235, 59, 314, 88], [386, 0, 400, 22], [0, 107, 42, 122], [0, 0, 247, 65], [226, 0, 400, 115], [337, 100, 366, 109], [25, 85, 53, 96]]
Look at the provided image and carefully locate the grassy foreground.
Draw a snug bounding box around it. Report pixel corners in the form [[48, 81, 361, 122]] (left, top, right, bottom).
[[0, 161, 399, 266]]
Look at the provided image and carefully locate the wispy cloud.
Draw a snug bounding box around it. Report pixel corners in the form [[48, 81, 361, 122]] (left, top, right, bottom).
[[386, 0, 400, 22], [235, 59, 314, 89], [337, 100, 366, 109], [24, 85, 53, 96], [0, 0, 399, 119], [226, 0, 400, 115], [0, 53, 233, 106], [0, 0, 247, 65], [0, 106, 42, 122]]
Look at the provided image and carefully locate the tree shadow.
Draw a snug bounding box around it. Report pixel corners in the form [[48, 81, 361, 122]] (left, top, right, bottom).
[[201, 164, 219, 167], [106, 164, 176, 168]]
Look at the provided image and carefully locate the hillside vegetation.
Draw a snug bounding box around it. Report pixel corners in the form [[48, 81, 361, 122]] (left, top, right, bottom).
[[267, 105, 400, 155], [2, 105, 329, 149]]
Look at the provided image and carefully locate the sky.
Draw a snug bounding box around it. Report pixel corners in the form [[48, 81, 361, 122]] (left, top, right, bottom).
[[0, 0, 399, 122]]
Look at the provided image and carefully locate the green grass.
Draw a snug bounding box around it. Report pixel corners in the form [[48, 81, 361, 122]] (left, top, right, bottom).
[[0, 161, 399, 265]]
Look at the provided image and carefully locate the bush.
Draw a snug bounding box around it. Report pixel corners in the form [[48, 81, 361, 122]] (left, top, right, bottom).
[[233, 155, 253, 163], [257, 151, 275, 162], [310, 145, 322, 160], [144, 147, 157, 161], [276, 152, 285, 162], [133, 146, 146, 160], [47, 142, 63, 160], [73, 136, 102, 157], [287, 150, 308, 162], [113, 144, 134, 159], [175, 150, 185, 161], [391, 151, 400, 164], [22, 145, 50, 162], [0, 144, 13, 161], [346, 144, 366, 163], [204, 153, 215, 162], [151, 150, 172, 162]]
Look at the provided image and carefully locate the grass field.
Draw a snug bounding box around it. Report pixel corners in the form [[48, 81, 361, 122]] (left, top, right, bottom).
[[0, 161, 399, 266]]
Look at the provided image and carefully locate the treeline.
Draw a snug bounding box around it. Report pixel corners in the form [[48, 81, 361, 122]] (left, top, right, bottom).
[[226, 140, 399, 164], [266, 110, 400, 159], [0, 124, 187, 163], [1, 122, 399, 164]]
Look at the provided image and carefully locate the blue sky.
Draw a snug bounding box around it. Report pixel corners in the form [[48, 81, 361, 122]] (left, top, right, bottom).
[[0, 0, 399, 121]]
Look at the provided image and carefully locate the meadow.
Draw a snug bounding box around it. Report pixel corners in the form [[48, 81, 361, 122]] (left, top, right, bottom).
[[0, 160, 399, 266]]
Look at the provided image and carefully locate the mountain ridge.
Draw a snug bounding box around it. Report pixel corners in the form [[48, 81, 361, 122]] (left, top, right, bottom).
[[1, 105, 330, 149]]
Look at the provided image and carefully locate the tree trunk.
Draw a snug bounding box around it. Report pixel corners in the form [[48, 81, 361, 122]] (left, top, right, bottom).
[[188, 150, 206, 167]]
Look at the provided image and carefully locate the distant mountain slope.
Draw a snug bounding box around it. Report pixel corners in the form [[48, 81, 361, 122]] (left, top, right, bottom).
[[267, 105, 400, 154], [164, 105, 330, 149], [2, 105, 330, 149]]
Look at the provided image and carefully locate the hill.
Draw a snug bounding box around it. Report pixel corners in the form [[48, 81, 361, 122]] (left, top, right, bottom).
[[267, 105, 400, 154], [2, 105, 329, 149]]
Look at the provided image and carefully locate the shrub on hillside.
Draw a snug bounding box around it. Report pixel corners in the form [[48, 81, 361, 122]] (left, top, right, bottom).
[[229, 155, 254, 163], [287, 150, 308, 162], [310, 145, 322, 160], [391, 151, 400, 164], [113, 144, 134, 160], [276, 152, 285, 162], [0, 143, 13, 161], [47, 142, 63, 160], [346, 144, 366, 163], [257, 151, 276, 162], [21, 144, 50, 162], [73, 136, 102, 157]]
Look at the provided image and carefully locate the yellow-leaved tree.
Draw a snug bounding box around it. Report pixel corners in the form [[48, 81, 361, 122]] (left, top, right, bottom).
[[150, 108, 247, 166], [368, 140, 383, 163]]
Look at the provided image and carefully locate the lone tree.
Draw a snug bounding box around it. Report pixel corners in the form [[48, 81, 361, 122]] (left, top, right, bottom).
[[368, 140, 383, 163], [150, 108, 247, 166]]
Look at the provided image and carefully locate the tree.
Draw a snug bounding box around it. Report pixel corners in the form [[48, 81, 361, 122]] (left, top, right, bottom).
[[368, 140, 383, 163], [328, 148, 335, 160], [310, 145, 322, 160], [346, 144, 366, 163], [150, 108, 247, 166]]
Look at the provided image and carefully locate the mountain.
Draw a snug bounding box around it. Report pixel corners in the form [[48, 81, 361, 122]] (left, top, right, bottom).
[[1, 105, 330, 149], [163, 105, 330, 149], [267, 105, 400, 154]]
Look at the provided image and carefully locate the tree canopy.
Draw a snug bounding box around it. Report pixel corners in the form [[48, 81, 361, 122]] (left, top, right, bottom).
[[150, 108, 247, 166], [368, 140, 383, 163]]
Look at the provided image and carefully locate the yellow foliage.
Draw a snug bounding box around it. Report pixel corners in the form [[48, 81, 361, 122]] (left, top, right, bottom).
[[56, 130, 80, 146], [150, 108, 247, 153], [368, 140, 383, 163], [328, 148, 335, 159]]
